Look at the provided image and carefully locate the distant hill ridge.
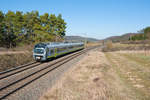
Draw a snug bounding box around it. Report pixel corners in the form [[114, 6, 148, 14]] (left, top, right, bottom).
[[64, 36, 99, 42], [104, 33, 137, 42]]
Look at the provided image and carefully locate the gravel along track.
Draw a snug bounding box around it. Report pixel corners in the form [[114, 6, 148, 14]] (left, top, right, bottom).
[[0, 46, 98, 100]]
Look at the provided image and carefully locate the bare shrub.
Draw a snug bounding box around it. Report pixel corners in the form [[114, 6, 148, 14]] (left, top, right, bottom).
[[102, 41, 113, 52], [106, 41, 113, 49]]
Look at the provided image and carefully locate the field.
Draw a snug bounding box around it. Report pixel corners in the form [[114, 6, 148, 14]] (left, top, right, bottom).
[[40, 45, 150, 100], [106, 51, 150, 100], [102, 42, 150, 52], [1, 42, 150, 100]]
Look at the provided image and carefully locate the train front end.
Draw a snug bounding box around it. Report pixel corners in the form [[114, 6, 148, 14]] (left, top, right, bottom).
[[33, 43, 47, 61]]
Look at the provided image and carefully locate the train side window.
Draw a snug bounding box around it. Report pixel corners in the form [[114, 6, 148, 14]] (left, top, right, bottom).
[[58, 48, 61, 52], [58, 47, 66, 52], [62, 47, 65, 52], [58, 48, 62, 52], [63, 47, 66, 51]]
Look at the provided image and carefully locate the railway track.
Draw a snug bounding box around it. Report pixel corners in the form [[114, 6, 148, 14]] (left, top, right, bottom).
[[0, 46, 97, 99]]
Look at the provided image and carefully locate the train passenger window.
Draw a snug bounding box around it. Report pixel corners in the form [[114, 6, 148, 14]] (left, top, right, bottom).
[[64, 47, 66, 50], [58, 47, 66, 52], [59, 48, 61, 52], [62, 47, 65, 51], [58, 48, 62, 52]]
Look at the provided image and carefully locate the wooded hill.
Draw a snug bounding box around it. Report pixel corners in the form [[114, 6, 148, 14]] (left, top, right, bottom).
[[129, 27, 150, 41], [0, 11, 66, 48], [104, 27, 150, 43], [104, 33, 135, 42]]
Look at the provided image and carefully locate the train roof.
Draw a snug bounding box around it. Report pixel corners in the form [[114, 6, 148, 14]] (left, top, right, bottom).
[[34, 42, 84, 48]]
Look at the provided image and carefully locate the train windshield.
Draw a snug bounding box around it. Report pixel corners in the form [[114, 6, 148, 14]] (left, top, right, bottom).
[[34, 48, 44, 54], [34, 43, 46, 49]]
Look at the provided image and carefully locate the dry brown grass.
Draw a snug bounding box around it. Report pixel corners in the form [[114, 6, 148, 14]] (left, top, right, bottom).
[[0, 44, 34, 71], [102, 42, 150, 52], [40, 49, 134, 100], [86, 42, 101, 48], [0, 52, 33, 72]]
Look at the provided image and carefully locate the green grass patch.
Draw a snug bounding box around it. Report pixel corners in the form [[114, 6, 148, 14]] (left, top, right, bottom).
[[119, 53, 150, 68], [105, 52, 150, 100]]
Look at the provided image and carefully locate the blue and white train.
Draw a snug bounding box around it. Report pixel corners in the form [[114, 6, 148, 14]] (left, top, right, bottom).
[[33, 42, 84, 61]]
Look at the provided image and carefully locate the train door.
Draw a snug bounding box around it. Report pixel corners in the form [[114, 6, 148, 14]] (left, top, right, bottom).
[[50, 48, 55, 57], [54, 48, 57, 57], [46, 48, 49, 59]]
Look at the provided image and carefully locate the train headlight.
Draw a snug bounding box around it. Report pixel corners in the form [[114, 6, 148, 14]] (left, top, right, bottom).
[[36, 56, 41, 60]]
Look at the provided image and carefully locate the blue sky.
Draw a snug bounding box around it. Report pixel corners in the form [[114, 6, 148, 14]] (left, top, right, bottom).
[[0, 0, 150, 39]]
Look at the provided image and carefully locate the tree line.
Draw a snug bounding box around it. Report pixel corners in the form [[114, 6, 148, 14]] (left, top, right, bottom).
[[0, 11, 66, 48], [129, 27, 150, 41]]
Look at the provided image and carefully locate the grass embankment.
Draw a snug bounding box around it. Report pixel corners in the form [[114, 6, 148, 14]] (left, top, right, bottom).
[[0, 45, 34, 72], [0, 52, 34, 72], [105, 52, 150, 100]]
